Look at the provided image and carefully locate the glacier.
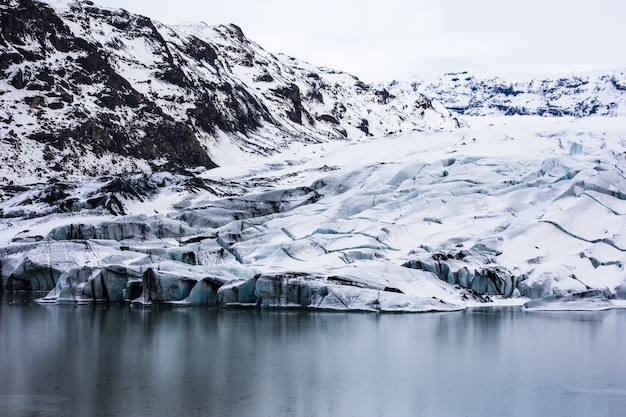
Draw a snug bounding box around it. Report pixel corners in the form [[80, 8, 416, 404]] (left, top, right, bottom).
[[2, 115, 626, 311]]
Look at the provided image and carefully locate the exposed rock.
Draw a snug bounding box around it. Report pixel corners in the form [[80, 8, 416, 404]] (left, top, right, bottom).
[[0, 0, 454, 184], [272, 84, 303, 124]]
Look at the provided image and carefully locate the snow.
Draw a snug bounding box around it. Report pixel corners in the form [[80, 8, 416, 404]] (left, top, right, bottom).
[[388, 69, 626, 117], [1, 0, 456, 187], [3, 114, 626, 311]]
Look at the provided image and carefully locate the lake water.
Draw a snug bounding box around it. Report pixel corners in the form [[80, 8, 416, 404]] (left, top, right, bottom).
[[1, 293, 626, 417]]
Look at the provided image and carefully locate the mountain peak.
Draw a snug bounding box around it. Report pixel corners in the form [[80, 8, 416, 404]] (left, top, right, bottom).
[[0, 0, 455, 185]]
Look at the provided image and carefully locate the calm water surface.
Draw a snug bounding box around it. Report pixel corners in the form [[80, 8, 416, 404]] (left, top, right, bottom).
[[1, 293, 626, 417]]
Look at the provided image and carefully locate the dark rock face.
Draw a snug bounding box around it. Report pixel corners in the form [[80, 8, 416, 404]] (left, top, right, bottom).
[[1, 0, 70, 60], [273, 84, 303, 124], [1, 0, 216, 170]]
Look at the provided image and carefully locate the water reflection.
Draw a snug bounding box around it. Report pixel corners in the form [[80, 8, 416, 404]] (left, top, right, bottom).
[[1, 295, 626, 417]]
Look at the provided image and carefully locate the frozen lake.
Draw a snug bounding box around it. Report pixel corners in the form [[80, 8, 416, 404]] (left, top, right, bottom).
[[1, 293, 626, 417]]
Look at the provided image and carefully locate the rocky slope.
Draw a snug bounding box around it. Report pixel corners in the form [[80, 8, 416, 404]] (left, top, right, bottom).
[[0, 0, 455, 186], [387, 69, 626, 117]]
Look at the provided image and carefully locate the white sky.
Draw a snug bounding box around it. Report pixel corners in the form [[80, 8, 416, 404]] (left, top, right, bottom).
[[94, 0, 625, 82]]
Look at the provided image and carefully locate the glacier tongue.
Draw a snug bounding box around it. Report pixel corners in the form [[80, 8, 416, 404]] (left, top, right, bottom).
[[2, 116, 626, 311]]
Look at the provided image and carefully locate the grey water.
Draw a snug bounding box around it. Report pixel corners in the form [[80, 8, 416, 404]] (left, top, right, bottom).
[[1, 294, 626, 417]]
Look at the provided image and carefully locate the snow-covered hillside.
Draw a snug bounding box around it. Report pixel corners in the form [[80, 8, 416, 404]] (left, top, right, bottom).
[[388, 70, 626, 117], [2, 116, 626, 311], [0, 0, 454, 185]]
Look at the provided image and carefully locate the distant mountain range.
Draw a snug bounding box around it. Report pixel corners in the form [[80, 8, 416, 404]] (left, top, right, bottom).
[[387, 70, 626, 117]]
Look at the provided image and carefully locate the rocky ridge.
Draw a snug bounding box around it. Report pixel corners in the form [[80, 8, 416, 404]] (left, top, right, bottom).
[[0, 0, 455, 186]]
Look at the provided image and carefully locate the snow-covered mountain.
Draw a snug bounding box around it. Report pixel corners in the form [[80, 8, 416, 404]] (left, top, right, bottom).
[[0, 0, 454, 185], [387, 69, 626, 117], [2, 0, 626, 312]]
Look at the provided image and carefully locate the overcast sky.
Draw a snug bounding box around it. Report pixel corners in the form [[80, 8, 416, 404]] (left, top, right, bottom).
[[95, 0, 625, 82]]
